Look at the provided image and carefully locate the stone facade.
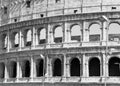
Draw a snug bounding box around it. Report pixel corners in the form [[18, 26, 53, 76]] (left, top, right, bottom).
[[0, 0, 120, 86], [0, 0, 120, 25]]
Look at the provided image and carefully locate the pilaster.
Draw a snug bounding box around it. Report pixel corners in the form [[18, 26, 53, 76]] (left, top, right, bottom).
[[46, 25, 48, 44], [49, 58, 53, 77], [62, 23, 65, 42], [48, 24, 54, 43], [66, 55, 70, 77], [82, 21, 89, 42], [102, 53, 109, 78], [62, 54, 67, 81], [21, 31, 24, 48], [30, 56, 36, 81], [82, 53, 88, 77], [64, 23, 70, 42], [4, 59, 9, 82], [102, 21, 108, 42], [19, 29, 22, 50], [16, 58, 21, 81], [7, 30, 10, 52], [32, 26, 36, 48], [45, 55, 50, 78]]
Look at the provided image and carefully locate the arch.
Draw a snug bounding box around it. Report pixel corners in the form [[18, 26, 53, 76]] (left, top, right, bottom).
[[70, 58, 80, 76], [54, 26, 63, 43], [89, 23, 101, 41], [89, 57, 100, 76], [0, 62, 5, 78], [14, 32, 19, 47], [39, 28, 46, 44], [21, 60, 30, 77], [108, 23, 120, 41], [53, 58, 62, 76], [109, 57, 120, 76], [70, 24, 82, 42], [26, 29, 32, 46], [9, 61, 17, 78], [36, 59, 44, 77], [3, 34, 7, 49]]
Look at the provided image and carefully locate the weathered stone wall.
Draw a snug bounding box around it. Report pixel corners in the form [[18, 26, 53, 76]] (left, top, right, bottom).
[[0, 0, 120, 25], [0, 0, 120, 85]]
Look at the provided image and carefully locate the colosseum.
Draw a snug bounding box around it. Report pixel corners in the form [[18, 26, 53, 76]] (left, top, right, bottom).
[[0, 0, 120, 86]]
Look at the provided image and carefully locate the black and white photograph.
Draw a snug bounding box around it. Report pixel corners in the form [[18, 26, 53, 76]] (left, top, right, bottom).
[[0, 0, 120, 86]]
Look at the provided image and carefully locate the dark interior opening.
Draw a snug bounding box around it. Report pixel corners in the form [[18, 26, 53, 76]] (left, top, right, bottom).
[[109, 57, 120, 76], [9, 62, 17, 78], [3, 47, 7, 50], [74, 10, 78, 13], [36, 59, 44, 77], [109, 34, 120, 41], [89, 58, 100, 76], [56, 0, 60, 3], [26, 0, 31, 8], [70, 58, 80, 76], [112, 7, 116, 9], [25, 61, 30, 77], [54, 37, 62, 43], [14, 19, 17, 22], [14, 44, 19, 47], [71, 36, 80, 42], [53, 59, 62, 76], [89, 35, 100, 41], [12, 62, 17, 78], [0, 63, 5, 78], [26, 41, 31, 46], [22, 60, 30, 77], [39, 39, 46, 44], [41, 14, 44, 17], [4, 6, 7, 14]]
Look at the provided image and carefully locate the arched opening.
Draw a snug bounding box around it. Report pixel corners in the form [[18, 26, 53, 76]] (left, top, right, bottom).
[[53, 58, 62, 76], [89, 24, 101, 41], [0, 63, 5, 79], [70, 58, 80, 76], [71, 25, 81, 42], [36, 59, 44, 77], [26, 29, 32, 46], [14, 32, 19, 47], [22, 60, 30, 77], [39, 28, 46, 44], [89, 57, 100, 76], [108, 23, 120, 41], [109, 57, 120, 76], [9, 61, 17, 78], [3, 34, 7, 49], [54, 26, 63, 43]]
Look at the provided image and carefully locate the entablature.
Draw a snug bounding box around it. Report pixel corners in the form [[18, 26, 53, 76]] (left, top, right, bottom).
[[0, 11, 120, 32]]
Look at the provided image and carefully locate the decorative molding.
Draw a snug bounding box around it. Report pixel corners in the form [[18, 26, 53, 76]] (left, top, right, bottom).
[[0, 12, 120, 32]]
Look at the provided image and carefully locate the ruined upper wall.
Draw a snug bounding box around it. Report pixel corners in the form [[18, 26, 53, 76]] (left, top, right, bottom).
[[0, 0, 120, 25]]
